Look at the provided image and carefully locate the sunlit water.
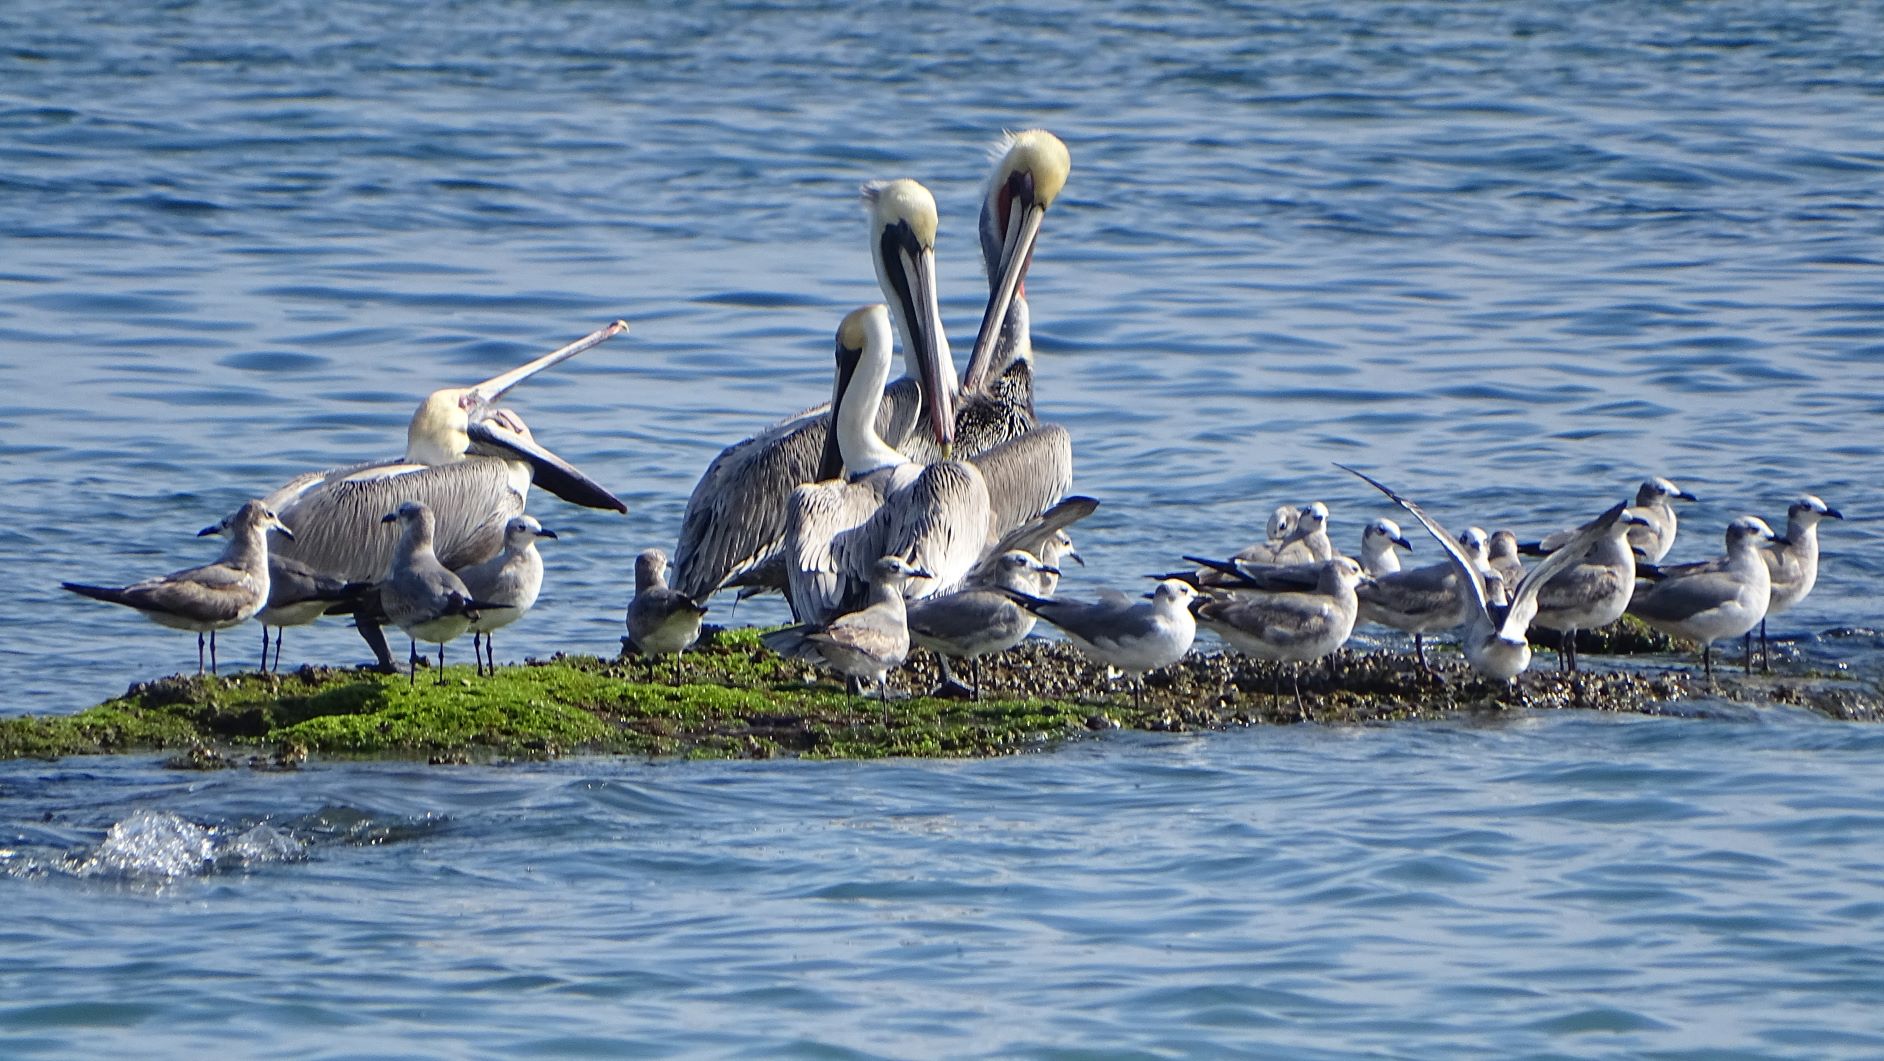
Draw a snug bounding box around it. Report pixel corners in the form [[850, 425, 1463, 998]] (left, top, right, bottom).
[[4, 0, 1884, 1055]]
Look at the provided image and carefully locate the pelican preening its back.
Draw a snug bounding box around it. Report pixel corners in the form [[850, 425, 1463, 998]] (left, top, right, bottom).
[[674, 130, 1073, 604], [63, 500, 292, 674]]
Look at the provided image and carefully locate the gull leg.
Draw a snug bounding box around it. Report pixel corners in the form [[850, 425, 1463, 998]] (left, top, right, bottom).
[[260, 625, 270, 674], [210, 630, 219, 675], [409, 638, 419, 687], [197, 632, 206, 675], [437, 641, 447, 686]]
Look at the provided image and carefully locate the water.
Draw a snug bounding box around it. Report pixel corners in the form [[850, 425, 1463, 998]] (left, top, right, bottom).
[[3, 0, 1883, 1054]]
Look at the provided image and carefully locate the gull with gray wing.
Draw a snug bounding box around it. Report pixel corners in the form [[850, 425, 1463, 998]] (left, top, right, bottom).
[[627, 547, 709, 681], [380, 501, 490, 686], [456, 514, 556, 676], [1628, 516, 1778, 678], [1003, 579, 1199, 709]]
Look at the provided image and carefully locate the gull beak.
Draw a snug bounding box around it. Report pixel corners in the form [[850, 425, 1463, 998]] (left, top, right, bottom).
[[1038, 564, 1062, 577], [467, 412, 627, 513], [271, 519, 295, 542], [197, 522, 222, 537], [459, 320, 629, 410], [1394, 536, 1413, 551], [1826, 507, 1845, 520], [963, 182, 1048, 393], [382, 512, 399, 524], [536, 528, 559, 539], [911, 567, 936, 581], [1675, 489, 1699, 502], [1770, 534, 1793, 547]]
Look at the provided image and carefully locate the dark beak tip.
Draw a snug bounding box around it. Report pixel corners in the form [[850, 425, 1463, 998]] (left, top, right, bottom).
[[196, 525, 217, 537], [382, 513, 398, 524], [276, 527, 295, 541], [538, 529, 559, 539]]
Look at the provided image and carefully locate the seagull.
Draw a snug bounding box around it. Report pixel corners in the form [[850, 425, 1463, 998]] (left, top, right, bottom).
[[1625, 476, 1698, 562], [1751, 495, 1843, 671], [1194, 556, 1367, 712], [1527, 502, 1652, 672], [1353, 533, 1488, 670], [626, 547, 709, 682], [379, 501, 490, 686], [1484, 529, 1525, 600], [1359, 517, 1412, 577], [1342, 465, 1628, 683], [63, 500, 291, 675], [1003, 579, 1199, 709], [198, 507, 366, 673], [762, 556, 929, 699], [1627, 516, 1779, 679], [455, 515, 556, 676], [906, 549, 1061, 700]]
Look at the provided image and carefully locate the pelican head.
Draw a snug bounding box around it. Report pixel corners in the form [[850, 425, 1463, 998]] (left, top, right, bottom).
[[965, 130, 1070, 392], [399, 322, 630, 512], [863, 179, 954, 454], [197, 499, 294, 542]]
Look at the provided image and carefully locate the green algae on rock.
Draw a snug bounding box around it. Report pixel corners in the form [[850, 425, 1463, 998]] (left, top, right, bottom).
[[5, 626, 1879, 764]]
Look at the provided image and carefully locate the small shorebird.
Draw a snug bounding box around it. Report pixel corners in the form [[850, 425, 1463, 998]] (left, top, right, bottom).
[[626, 547, 709, 682], [456, 515, 556, 676], [63, 499, 291, 674]]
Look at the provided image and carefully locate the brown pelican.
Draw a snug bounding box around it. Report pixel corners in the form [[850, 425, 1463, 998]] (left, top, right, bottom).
[[263, 321, 628, 664], [63, 499, 291, 674], [1343, 465, 1629, 683], [1627, 516, 1778, 678], [380, 501, 489, 685], [673, 180, 954, 603], [456, 514, 556, 676], [676, 130, 1073, 603], [626, 547, 709, 681]]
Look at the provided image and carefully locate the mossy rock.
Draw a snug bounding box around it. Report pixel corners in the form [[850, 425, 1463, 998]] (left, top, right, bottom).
[[3, 624, 1877, 764]]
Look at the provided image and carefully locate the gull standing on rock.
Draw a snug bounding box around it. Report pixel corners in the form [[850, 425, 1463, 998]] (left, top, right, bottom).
[[63, 500, 292, 675], [1627, 516, 1778, 679], [1750, 495, 1843, 671], [763, 556, 929, 699], [380, 501, 488, 686], [906, 549, 1062, 700], [1194, 556, 1368, 712], [456, 515, 556, 676], [199, 507, 365, 673], [1625, 477, 1698, 562], [1359, 518, 1412, 577], [1353, 532, 1489, 670], [1343, 465, 1627, 684], [1484, 529, 1525, 600], [1003, 579, 1199, 710], [626, 547, 709, 682], [1526, 503, 1652, 672]]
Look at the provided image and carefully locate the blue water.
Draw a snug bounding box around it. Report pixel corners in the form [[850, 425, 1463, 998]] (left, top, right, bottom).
[[4, 0, 1884, 1055]]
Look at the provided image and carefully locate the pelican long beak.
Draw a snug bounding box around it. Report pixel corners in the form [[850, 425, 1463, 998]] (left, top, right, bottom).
[[467, 414, 628, 513], [460, 320, 629, 409], [963, 193, 1046, 394], [900, 242, 955, 455]]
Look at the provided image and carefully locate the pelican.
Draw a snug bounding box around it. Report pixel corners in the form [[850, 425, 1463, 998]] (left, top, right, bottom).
[[63, 500, 291, 674], [1343, 465, 1628, 683], [456, 515, 556, 676], [1750, 495, 1842, 670], [676, 131, 1073, 603], [673, 178, 956, 603], [197, 508, 365, 673], [626, 547, 709, 681], [263, 322, 628, 666], [1628, 516, 1778, 678]]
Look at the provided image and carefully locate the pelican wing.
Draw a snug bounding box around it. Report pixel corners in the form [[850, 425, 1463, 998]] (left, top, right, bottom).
[[846, 461, 993, 604], [967, 423, 1072, 541], [785, 473, 894, 626], [274, 459, 521, 582], [967, 495, 1097, 583]]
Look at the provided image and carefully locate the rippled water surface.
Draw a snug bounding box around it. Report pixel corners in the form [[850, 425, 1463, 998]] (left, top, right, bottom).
[[4, 0, 1884, 1055]]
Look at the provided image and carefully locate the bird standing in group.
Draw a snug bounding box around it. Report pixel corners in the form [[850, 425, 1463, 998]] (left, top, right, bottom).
[[763, 556, 930, 699], [1194, 556, 1368, 713], [626, 547, 709, 682], [63, 500, 292, 675], [379, 501, 491, 686], [1628, 516, 1779, 679], [1527, 502, 1651, 671], [906, 549, 1062, 700], [1004, 579, 1199, 710], [1624, 477, 1698, 563], [455, 515, 556, 676], [1748, 494, 1843, 671]]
